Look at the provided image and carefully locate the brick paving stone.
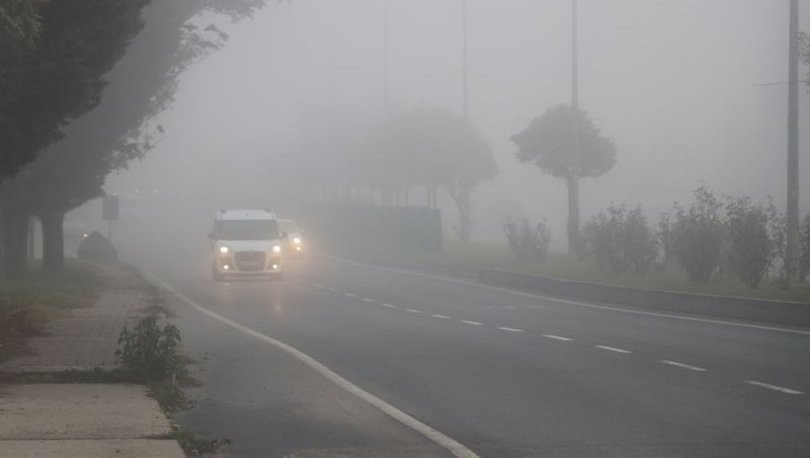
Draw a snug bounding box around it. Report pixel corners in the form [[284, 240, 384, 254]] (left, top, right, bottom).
[[0, 290, 146, 372]]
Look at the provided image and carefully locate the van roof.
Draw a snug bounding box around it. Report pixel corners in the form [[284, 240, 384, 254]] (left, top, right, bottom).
[[215, 209, 277, 221]]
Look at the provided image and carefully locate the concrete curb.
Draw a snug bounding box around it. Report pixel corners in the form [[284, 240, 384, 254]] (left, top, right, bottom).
[[478, 268, 810, 328]]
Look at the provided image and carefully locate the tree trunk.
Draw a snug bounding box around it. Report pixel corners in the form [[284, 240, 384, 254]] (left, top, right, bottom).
[[39, 210, 65, 272], [456, 189, 471, 243], [2, 207, 29, 278], [566, 175, 581, 255]]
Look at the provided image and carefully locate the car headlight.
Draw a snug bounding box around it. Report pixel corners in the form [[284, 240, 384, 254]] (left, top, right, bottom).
[[293, 237, 301, 245], [219, 246, 229, 254], [272, 245, 282, 254]]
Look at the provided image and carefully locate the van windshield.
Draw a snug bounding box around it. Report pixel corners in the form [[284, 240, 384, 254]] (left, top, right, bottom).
[[215, 220, 278, 241]]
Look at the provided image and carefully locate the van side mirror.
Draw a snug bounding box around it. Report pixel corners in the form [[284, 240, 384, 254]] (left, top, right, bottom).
[[280, 231, 289, 239]]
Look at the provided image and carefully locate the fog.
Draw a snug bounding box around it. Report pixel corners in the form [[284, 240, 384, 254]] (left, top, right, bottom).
[[97, 0, 809, 249]]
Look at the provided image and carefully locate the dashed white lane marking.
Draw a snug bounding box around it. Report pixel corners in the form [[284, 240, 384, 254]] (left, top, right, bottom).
[[406, 308, 422, 314], [497, 326, 524, 333], [461, 320, 484, 326], [504, 306, 516, 310], [595, 345, 632, 354], [431, 314, 451, 319], [322, 256, 810, 336], [328, 287, 338, 293], [345, 292, 357, 298], [661, 360, 707, 372], [382, 303, 397, 309], [543, 334, 573, 341], [313, 282, 325, 288], [361, 298, 375, 303], [143, 270, 479, 458], [745, 380, 805, 395]]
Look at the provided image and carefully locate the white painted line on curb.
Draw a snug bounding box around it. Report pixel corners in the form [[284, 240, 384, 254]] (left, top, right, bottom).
[[595, 345, 632, 354], [497, 326, 524, 333], [461, 320, 484, 326], [543, 334, 572, 341], [382, 303, 397, 309], [406, 308, 422, 314], [661, 360, 707, 372], [142, 270, 479, 458], [745, 380, 805, 395], [321, 256, 810, 336], [432, 314, 451, 319], [345, 292, 357, 298], [361, 298, 375, 303]]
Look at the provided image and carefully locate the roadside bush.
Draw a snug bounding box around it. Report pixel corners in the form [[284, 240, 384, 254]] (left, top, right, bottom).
[[656, 213, 676, 268], [77, 231, 117, 263], [724, 197, 777, 288], [0, 295, 34, 343], [116, 315, 181, 383], [582, 204, 656, 275], [801, 215, 810, 282], [504, 218, 552, 262], [672, 186, 725, 282]]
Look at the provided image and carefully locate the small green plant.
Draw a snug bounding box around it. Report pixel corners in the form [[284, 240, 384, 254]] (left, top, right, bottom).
[[800, 214, 810, 282], [116, 315, 181, 383], [504, 218, 552, 262], [672, 186, 725, 282], [724, 196, 778, 288]]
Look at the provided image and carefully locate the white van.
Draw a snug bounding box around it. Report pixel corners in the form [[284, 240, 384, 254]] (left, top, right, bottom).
[[209, 209, 286, 281]]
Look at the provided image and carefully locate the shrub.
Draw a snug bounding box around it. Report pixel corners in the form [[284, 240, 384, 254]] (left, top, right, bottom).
[[724, 196, 776, 288], [672, 186, 725, 282], [582, 204, 656, 275], [116, 315, 181, 383], [504, 218, 552, 262], [77, 231, 117, 263], [656, 213, 676, 267]]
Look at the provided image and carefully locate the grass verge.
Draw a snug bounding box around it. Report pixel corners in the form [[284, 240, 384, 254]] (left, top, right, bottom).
[[330, 240, 810, 303]]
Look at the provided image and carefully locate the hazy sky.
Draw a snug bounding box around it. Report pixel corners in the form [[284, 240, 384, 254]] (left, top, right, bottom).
[[109, 0, 810, 243]]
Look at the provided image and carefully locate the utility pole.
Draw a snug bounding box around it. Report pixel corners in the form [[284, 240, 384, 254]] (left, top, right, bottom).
[[568, 0, 581, 255], [383, 0, 390, 114], [786, 0, 799, 286], [462, 0, 469, 120]]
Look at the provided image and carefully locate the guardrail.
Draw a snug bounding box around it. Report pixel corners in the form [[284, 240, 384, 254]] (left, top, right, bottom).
[[478, 268, 810, 328]]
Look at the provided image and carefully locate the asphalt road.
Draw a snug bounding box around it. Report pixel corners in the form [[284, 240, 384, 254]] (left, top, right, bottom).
[[123, 244, 810, 457]]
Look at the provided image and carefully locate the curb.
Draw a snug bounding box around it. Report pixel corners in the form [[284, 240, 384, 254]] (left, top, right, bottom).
[[478, 268, 810, 328]]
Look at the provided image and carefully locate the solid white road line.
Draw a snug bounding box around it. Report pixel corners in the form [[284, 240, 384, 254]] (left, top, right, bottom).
[[543, 334, 572, 341], [661, 360, 707, 372], [461, 320, 484, 326], [431, 314, 451, 319], [321, 256, 810, 336], [142, 270, 479, 458], [345, 292, 357, 298], [382, 303, 397, 308], [361, 298, 375, 303], [497, 326, 524, 333], [595, 345, 632, 354], [745, 380, 805, 395], [406, 308, 422, 314]]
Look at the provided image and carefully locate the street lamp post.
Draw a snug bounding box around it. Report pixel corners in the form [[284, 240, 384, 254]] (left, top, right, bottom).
[[786, 0, 799, 286]]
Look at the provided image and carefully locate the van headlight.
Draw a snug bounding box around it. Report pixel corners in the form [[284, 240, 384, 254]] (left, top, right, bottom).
[[272, 245, 282, 254], [293, 237, 301, 245], [219, 246, 229, 254]]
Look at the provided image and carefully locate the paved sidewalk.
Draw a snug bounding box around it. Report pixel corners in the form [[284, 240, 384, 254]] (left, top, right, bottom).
[[0, 290, 144, 372], [0, 384, 184, 458]]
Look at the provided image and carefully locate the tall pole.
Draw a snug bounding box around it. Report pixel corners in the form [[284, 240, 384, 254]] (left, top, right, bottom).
[[786, 0, 799, 286], [568, 0, 581, 255], [383, 0, 390, 114], [462, 0, 469, 120], [571, 0, 579, 110]]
